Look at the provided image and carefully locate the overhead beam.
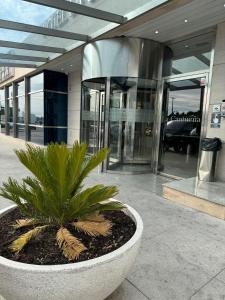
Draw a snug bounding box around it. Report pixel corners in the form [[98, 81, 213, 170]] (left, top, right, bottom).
[[0, 53, 48, 62], [195, 54, 210, 66], [0, 40, 65, 53], [0, 19, 89, 41], [23, 0, 126, 24], [0, 62, 36, 68]]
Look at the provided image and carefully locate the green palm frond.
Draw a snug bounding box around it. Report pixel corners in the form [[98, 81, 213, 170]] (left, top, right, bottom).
[[0, 142, 124, 260]]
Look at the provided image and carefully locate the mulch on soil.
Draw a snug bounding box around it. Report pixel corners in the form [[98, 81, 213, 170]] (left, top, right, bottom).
[[0, 208, 136, 265]]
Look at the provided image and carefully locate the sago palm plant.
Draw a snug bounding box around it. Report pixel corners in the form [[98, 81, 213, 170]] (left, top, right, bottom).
[[0, 142, 124, 261]]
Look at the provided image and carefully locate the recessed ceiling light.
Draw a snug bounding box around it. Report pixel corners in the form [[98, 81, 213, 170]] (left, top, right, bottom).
[[185, 45, 189, 48], [70, 64, 73, 67], [184, 19, 188, 23], [155, 30, 159, 34]]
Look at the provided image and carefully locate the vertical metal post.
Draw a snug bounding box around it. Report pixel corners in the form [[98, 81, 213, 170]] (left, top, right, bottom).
[[102, 77, 110, 172], [12, 82, 17, 138], [24, 77, 30, 141]]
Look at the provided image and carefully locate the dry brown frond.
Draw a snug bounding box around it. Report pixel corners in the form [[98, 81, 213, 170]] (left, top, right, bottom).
[[9, 225, 48, 254], [12, 218, 36, 229], [56, 227, 87, 261], [72, 213, 112, 237]]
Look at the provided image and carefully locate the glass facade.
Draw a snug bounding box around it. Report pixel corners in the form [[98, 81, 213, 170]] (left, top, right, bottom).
[[7, 86, 14, 137], [28, 71, 68, 145], [0, 89, 6, 134], [30, 92, 44, 125], [15, 80, 25, 140]]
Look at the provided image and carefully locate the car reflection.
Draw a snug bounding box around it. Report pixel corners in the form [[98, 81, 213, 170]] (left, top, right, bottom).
[[164, 120, 200, 154]]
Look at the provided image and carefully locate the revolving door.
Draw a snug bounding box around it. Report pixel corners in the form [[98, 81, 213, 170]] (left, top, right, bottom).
[[81, 77, 158, 173], [81, 37, 171, 173]]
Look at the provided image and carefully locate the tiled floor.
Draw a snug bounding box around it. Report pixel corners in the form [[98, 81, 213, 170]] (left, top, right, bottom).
[[1, 134, 225, 299]]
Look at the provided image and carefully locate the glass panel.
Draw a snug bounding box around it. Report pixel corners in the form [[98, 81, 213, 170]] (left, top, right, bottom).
[[160, 78, 204, 178], [16, 124, 26, 140], [7, 122, 14, 136], [16, 81, 25, 96], [30, 92, 44, 125], [7, 99, 13, 122], [108, 77, 156, 172], [29, 126, 44, 145], [44, 71, 68, 92], [44, 92, 67, 126], [17, 96, 25, 123], [44, 127, 67, 145], [8, 86, 13, 99], [30, 73, 44, 92], [0, 89, 6, 133], [81, 79, 105, 154]]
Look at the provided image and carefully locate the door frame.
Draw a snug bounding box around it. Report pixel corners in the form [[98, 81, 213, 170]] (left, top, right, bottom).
[[152, 70, 211, 178]]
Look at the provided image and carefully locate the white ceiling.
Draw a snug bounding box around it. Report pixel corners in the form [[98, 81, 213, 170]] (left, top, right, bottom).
[[47, 0, 225, 74]]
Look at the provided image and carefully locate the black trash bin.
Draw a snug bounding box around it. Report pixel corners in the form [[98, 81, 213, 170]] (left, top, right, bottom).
[[198, 137, 222, 182]]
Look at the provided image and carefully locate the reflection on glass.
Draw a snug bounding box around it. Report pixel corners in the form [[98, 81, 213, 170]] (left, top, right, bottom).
[[17, 96, 25, 123], [17, 81, 25, 96], [108, 77, 156, 172], [30, 92, 44, 125], [16, 125, 25, 140], [29, 126, 44, 145], [8, 85, 13, 99], [44, 128, 67, 145], [44, 92, 67, 126], [81, 79, 105, 154], [7, 99, 13, 122], [0, 89, 5, 126], [30, 73, 43, 92], [160, 78, 204, 178]]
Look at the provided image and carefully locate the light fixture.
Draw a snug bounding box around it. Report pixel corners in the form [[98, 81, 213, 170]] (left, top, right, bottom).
[[70, 64, 73, 67], [185, 45, 189, 48], [155, 30, 159, 34], [184, 19, 188, 23]]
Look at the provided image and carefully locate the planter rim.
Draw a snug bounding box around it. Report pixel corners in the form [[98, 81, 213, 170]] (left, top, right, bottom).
[[0, 201, 143, 272]]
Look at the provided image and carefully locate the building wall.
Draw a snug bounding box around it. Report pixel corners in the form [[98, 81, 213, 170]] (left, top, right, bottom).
[[206, 22, 225, 181], [67, 70, 81, 145], [0, 68, 35, 88]]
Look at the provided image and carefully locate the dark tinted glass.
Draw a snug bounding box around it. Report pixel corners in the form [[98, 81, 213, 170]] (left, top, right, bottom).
[[30, 92, 44, 125], [44, 127, 67, 145], [44, 92, 67, 126], [44, 70, 68, 92]]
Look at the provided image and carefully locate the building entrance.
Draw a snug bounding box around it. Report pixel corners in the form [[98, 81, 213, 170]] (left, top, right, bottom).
[[159, 74, 208, 178]]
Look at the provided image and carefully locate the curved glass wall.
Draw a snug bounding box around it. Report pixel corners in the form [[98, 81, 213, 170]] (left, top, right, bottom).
[[81, 77, 158, 173]]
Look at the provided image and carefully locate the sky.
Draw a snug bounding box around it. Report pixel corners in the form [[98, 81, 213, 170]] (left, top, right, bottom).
[[0, 0, 55, 43]]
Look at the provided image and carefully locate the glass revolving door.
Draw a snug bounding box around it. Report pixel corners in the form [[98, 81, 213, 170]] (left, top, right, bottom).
[[81, 77, 158, 173], [81, 79, 105, 155], [108, 77, 157, 172]]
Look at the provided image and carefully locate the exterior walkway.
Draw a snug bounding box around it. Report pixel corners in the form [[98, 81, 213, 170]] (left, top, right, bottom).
[[0, 134, 225, 299]]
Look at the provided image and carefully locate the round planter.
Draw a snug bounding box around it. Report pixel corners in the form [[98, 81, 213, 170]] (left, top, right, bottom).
[[0, 202, 143, 300]]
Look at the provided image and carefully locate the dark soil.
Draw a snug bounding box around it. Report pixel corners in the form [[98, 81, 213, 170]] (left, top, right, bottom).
[[0, 208, 136, 265]]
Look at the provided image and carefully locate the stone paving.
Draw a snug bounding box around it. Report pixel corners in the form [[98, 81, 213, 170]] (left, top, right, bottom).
[[0, 134, 225, 299]]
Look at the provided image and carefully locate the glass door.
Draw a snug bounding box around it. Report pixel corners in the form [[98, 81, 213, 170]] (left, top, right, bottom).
[[81, 80, 105, 155], [159, 75, 208, 178]]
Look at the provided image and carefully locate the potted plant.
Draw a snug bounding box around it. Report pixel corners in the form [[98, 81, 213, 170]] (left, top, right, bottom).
[[0, 142, 143, 300]]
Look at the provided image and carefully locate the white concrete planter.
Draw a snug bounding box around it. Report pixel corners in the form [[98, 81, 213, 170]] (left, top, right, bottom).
[[0, 203, 143, 300]]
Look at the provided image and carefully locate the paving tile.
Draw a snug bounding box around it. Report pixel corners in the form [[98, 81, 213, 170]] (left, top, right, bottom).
[[190, 278, 225, 300], [127, 239, 212, 300], [106, 280, 149, 300]]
